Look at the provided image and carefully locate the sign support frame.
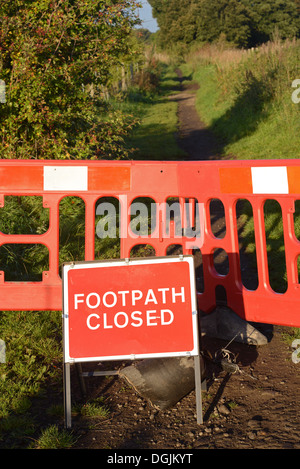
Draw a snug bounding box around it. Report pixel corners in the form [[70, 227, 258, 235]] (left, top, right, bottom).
[[62, 255, 204, 429]]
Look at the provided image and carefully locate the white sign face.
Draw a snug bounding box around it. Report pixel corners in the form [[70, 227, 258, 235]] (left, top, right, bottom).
[[63, 256, 199, 363]]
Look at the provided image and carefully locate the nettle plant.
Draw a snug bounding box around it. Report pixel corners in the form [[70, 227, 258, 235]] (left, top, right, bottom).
[[0, 0, 141, 160]]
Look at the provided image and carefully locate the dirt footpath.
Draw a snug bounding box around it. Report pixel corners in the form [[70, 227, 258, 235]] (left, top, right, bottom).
[[171, 68, 224, 160], [71, 71, 300, 450], [72, 326, 299, 449]]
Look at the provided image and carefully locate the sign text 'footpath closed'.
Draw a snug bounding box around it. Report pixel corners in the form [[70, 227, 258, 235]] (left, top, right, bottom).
[[63, 256, 199, 362]]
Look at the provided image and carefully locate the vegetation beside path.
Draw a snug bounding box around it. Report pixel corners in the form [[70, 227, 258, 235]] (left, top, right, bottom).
[[0, 36, 299, 448], [182, 38, 299, 160]]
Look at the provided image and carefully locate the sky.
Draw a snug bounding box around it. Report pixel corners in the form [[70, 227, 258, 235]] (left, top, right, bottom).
[[136, 1, 158, 32]]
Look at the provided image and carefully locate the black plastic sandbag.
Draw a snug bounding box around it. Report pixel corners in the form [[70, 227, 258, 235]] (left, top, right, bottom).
[[119, 356, 205, 410]]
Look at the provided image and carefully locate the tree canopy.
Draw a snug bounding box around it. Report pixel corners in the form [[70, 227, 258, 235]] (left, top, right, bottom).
[[149, 0, 300, 48], [0, 0, 141, 160]]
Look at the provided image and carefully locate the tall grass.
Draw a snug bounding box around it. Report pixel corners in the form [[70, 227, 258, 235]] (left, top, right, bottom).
[[184, 38, 300, 160]]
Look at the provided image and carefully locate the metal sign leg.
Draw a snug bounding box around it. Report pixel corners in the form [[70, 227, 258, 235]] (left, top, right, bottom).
[[75, 363, 87, 398], [194, 354, 203, 424], [63, 362, 72, 429]]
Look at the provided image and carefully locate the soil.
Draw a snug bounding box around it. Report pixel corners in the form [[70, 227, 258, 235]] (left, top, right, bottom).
[[70, 328, 299, 450], [52, 70, 300, 451]]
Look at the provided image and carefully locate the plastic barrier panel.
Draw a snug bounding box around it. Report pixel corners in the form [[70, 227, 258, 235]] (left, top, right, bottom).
[[0, 159, 299, 327]]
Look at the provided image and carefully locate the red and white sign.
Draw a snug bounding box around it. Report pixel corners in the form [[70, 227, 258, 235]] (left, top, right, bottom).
[[63, 256, 199, 363]]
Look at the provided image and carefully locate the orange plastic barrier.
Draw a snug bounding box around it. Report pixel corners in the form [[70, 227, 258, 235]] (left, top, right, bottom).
[[0, 159, 300, 328]]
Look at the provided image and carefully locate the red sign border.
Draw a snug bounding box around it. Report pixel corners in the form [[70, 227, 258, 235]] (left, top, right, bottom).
[[62, 255, 199, 363]]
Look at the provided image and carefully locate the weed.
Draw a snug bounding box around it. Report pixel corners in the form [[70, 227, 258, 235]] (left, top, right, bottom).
[[33, 425, 76, 449], [281, 327, 300, 346], [80, 401, 110, 419]]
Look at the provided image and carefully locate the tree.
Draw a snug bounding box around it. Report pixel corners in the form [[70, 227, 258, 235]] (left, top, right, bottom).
[[149, 0, 299, 49], [150, 0, 252, 48], [0, 0, 141, 160], [149, 0, 200, 48], [196, 0, 252, 47], [242, 0, 300, 46]]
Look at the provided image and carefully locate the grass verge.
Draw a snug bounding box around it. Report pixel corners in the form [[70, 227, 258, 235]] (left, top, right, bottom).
[[183, 39, 300, 160], [117, 64, 186, 160]]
